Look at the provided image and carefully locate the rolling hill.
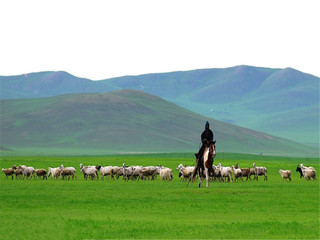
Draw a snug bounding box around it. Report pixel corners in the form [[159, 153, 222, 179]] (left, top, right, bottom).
[[0, 90, 317, 156], [0, 66, 319, 146]]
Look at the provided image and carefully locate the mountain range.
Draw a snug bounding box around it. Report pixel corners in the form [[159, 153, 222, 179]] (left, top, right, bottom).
[[0, 65, 319, 155]]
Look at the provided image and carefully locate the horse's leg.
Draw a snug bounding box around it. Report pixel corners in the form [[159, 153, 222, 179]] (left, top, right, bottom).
[[198, 168, 202, 188], [205, 168, 209, 188]]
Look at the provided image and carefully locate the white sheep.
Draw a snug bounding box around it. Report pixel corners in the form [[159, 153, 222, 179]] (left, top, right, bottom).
[[217, 163, 233, 182], [211, 165, 222, 181], [122, 163, 134, 181], [232, 165, 243, 182], [48, 166, 62, 179], [176, 164, 195, 181], [253, 163, 267, 181], [19, 166, 35, 180], [302, 169, 317, 181], [100, 166, 114, 180], [80, 163, 99, 180], [132, 166, 143, 180], [279, 169, 291, 181], [159, 167, 173, 181]]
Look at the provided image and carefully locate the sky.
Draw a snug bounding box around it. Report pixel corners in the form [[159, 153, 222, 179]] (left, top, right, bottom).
[[1, 0, 319, 80]]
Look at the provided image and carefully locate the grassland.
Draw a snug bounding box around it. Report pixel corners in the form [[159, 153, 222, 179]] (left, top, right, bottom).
[[0, 153, 319, 239]]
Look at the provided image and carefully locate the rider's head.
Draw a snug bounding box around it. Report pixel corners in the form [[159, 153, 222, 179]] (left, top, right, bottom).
[[205, 121, 210, 129]]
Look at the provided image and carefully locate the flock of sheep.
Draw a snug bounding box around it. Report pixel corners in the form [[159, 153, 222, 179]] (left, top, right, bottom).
[[178, 162, 317, 182], [1, 162, 317, 182], [1, 163, 173, 181]]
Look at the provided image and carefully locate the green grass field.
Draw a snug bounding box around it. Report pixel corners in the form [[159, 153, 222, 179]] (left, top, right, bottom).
[[0, 153, 319, 239]]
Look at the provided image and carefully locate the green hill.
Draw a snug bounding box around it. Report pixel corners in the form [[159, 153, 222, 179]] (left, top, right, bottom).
[[1, 66, 319, 146], [0, 90, 317, 156]]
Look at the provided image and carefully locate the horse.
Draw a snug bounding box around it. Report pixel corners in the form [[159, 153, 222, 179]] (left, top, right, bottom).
[[189, 140, 216, 188]]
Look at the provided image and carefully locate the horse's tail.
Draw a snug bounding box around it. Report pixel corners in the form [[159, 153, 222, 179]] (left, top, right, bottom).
[[191, 157, 203, 182]]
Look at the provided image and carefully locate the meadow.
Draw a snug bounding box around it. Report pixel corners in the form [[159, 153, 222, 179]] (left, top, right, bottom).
[[0, 153, 319, 239]]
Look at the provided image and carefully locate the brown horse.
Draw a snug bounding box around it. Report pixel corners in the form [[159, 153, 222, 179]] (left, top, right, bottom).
[[189, 140, 216, 188]]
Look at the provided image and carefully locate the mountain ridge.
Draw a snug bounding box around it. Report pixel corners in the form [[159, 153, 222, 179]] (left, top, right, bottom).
[[1, 65, 319, 146]]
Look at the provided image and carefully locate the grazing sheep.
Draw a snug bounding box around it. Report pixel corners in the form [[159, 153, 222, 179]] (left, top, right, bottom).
[[249, 168, 256, 180], [253, 163, 267, 181], [239, 168, 253, 181], [279, 169, 291, 181], [296, 165, 317, 180], [176, 164, 195, 181], [18, 166, 35, 180], [80, 163, 99, 180], [159, 167, 173, 181], [122, 163, 135, 181], [59, 165, 76, 180], [34, 169, 47, 180], [2, 168, 15, 180], [302, 169, 317, 181], [48, 166, 63, 179], [60, 169, 76, 180], [139, 166, 158, 180], [100, 166, 114, 180], [211, 165, 222, 181], [234, 163, 254, 181], [232, 165, 243, 182], [112, 167, 124, 179], [217, 163, 233, 182], [131, 166, 143, 180], [14, 169, 23, 179]]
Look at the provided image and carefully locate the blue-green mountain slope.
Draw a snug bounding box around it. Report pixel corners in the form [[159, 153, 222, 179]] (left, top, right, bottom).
[[1, 90, 316, 156]]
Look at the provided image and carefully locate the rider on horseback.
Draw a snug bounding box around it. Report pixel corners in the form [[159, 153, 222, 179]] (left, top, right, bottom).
[[196, 121, 214, 162]]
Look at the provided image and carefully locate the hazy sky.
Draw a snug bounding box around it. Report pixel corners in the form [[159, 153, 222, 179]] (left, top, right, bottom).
[[1, 0, 319, 80]]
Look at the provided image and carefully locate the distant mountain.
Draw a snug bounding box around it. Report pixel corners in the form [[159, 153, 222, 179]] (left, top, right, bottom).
[[101, 66, 319, 146], [1, 90, 316, 156], [0, 71, 118, 99], [1, 66, 319, 146], [103, 65, 280, 103]]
